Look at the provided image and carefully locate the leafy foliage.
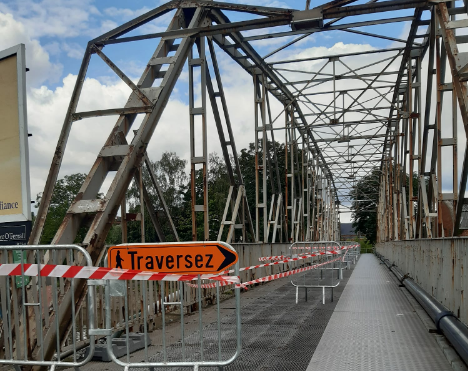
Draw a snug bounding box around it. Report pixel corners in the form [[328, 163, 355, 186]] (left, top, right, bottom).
[[238, 141, 289, 242], [356, 237, 373, 253], [36, 142, 297, 244], [350, 168, 380, 244], [119, 151, 190, 244], [350, 167, 418, 244], [35, 173, 89, 244]]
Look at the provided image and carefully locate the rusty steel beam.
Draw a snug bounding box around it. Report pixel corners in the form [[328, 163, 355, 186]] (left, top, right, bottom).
[[98, 15, 292, 46], [92, 46, 153, 106], [189, 36, 209, 241], [318, 0, 358, 11], [72, 106, 153, 121], [436, 2, 468, 235], [244, 16, 416, 42], [323, 0, 428, 19], [37, 9, 205, 364], [205, 37, 255, 240], [28, 46, 93, 245], [92, 1, 294, 43]]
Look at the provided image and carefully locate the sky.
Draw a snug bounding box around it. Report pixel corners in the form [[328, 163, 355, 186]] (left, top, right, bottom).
[[0, 0, 423, 224]]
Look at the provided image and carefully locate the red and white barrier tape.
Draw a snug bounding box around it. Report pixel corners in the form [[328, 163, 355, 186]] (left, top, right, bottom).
[[259, 255, 295, 262], [0, 263, 239, 284], [290, 244, 359, 250], [258, 251, 337, 262], [187, 255, 344, 289], [236, 255, 344, 289], [290, 246, 339, 250], [221, 251, 338, 274]]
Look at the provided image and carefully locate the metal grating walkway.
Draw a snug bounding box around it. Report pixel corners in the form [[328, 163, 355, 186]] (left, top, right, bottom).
[[139, 267, 352, 371], [306, 254, 452, 371], [72, 254, 456, 371], [72, 264, 352, 371]]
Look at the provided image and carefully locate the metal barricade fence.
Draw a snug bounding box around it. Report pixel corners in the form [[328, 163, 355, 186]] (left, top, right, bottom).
[[93, 242, 242, 370], [0, 241, 354, 369], [339, 241, 360, 267], [289, 241, 344, 304], [288, 240, 343, 275], [0, 244, 96, 370]]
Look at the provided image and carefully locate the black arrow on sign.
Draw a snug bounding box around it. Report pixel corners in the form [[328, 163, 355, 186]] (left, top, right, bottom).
[[217, 246, 237, 271]]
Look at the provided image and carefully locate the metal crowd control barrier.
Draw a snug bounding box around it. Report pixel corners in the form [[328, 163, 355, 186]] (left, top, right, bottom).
[[290, 241, 343, 304], [93, 242, 241, 371], [339, 241, 361, 267], [0, 244, 96, 370]]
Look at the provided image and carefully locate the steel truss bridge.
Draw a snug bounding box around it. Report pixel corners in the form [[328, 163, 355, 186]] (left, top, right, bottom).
[[9, 0, 468, 367]]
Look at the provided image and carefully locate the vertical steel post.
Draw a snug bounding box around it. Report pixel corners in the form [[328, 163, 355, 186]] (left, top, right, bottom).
[[254, 73, 268, 242], [139, 166, 145, 243], [286, 106, 296, 241], [189, 36, 209, 241], [121, 196, 127, 243]]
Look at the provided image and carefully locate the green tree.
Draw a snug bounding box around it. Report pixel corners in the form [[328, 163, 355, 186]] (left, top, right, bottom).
[[153, 151, 189, 211], [180, 153, 231, 241], [350, 168, 380, 244], [350, 168, 419, 244], [124, 152, 191, 243], [238, 141, 289, 241], [35, 173, 88, 244], [208, 153, 231, 240], [151, 151, 190, 241]]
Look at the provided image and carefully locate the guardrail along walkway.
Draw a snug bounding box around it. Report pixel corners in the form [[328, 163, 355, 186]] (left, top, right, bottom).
[[306, 254, 453, 371]]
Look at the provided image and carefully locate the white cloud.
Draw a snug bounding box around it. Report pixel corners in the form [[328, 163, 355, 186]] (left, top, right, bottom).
[[61, 42, 85, 60], [98, 19, 119, 35], [102, 6, 175, 35], [0, 12, 62, 85], [43, 41, 61, 56], [232, 0, 290, 8], [274, 41, 376, 65], [104, 6, 152, 19], [104, 7, 134, 18], [0, 0, 97, 38], [28, 74, 130, 199]]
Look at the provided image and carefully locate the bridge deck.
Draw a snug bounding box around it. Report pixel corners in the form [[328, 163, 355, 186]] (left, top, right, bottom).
[[306, 254, 452, 371], [74, 254, 454, 371]]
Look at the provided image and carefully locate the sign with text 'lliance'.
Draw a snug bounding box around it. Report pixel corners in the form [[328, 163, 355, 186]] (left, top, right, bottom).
[[107, 242, 238, 274], [0, 44, 31, 222]]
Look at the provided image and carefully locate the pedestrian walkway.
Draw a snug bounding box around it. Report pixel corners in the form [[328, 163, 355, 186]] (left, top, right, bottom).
[[306, 254, 452, 371], [70, 254, 457, 371]]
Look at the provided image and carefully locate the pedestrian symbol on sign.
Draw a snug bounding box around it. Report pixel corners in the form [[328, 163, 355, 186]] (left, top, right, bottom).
[[115, 250, 124, 269]]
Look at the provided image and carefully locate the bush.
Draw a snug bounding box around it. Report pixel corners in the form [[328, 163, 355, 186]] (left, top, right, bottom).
[[356, 238, 373, 253]]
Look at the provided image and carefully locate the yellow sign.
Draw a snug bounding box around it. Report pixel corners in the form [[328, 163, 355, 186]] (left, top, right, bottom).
[[0, 44, 30, 222], [108, 242, 238, 274]]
